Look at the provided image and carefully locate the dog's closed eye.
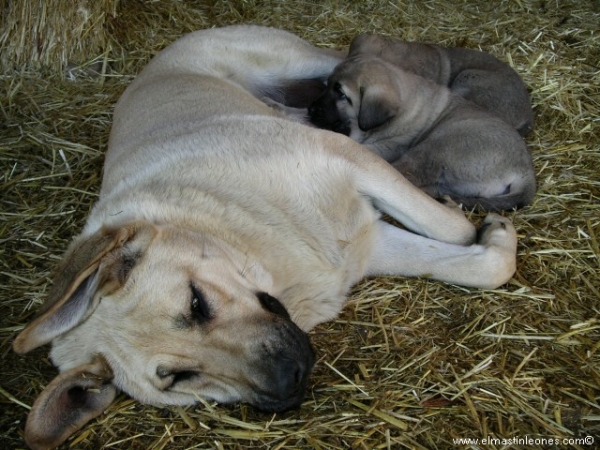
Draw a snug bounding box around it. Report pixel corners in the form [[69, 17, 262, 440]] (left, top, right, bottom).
[[190, 283, 212, 323], [333, 82, 352, 105], [156, 367, 200, 389], [171, 370, 199, 385]]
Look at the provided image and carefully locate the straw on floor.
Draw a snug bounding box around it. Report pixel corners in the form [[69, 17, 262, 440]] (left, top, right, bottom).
[[1, 1, 598, 449]]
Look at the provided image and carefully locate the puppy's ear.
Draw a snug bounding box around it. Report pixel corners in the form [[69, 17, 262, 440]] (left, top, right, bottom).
[[348, 34, 379, 58], [13, 223, 157, 354], [358, 85, 399, 131], [23, 358, 117, 450]]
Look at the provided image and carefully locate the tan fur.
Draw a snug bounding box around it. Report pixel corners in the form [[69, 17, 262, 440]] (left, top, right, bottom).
[[13, 25, 518, 450]]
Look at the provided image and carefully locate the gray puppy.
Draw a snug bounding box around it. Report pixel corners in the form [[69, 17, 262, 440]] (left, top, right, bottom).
[[308, 56, 536, 211], [349, 34, 534, 136]]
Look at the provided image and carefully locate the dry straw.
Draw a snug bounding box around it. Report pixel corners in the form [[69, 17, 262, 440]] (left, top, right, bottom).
[[1, 0, 599, 449]]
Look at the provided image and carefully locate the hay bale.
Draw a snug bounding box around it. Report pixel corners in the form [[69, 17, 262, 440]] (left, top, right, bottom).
[[0, 0, 119, 73]]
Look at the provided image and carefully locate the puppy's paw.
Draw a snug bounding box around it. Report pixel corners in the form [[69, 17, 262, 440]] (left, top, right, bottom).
[[261, 97, 311, 124], [262, 96, 284, 110]]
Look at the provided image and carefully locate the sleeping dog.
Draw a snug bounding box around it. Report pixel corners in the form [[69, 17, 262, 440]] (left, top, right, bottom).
[[14, 26, 518, 450]]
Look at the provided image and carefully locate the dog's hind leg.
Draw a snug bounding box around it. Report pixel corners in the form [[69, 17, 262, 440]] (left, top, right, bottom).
[[323, 132, 518, 287], [134, 25, 345, 104], [367, 213, 517, 289]]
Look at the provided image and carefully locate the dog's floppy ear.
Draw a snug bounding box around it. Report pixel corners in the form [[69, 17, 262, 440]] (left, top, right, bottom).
[[357, 84, 399, 131], [13, 223, 156, 354], [348, 34, 378, 58], [23, 357, 117, 450]]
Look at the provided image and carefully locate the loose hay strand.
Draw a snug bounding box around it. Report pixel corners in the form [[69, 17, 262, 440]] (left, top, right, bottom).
[[1, 0, 600, 449]]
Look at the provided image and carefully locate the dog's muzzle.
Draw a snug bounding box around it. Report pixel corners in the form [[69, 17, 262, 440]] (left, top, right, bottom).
[[249, 294, 315, 412]]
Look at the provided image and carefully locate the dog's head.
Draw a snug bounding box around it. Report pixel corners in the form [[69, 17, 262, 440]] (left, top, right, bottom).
[[308, 56, 402, 142], [13, 222, 314, 450]]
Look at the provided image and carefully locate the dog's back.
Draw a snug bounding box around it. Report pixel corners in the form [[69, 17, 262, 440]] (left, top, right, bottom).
[[104, 25, 344, 195]]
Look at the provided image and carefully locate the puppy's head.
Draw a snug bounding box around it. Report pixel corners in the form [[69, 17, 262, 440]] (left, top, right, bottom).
[[14, 223, 314, 449], [309, 56, 401, 142]]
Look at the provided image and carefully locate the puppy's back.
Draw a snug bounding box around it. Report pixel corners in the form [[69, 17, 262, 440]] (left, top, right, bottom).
[[349, 34, 534, 136]]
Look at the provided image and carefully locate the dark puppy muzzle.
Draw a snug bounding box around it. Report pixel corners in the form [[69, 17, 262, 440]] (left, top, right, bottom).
[[308, 94, 351, 136]]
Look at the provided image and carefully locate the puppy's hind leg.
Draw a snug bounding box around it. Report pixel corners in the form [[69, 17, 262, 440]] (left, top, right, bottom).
[[367, 213, 517, 289]]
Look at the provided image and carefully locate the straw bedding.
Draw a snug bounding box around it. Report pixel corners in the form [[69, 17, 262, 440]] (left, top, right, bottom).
[[1, 0, 598, 448]]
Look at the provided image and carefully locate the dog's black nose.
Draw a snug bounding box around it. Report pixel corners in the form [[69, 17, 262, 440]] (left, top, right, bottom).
[[252, 319, 315, 412], [254, 349, 312, 413], [272, 354, 309, 400]]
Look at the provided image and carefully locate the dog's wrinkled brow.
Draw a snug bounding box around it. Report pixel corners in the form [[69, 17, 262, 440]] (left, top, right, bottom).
[[173, 314, 192, 330]]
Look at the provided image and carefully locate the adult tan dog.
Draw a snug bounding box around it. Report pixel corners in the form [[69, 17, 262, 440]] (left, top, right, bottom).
[[308, 54, 537, 211], [13, 25, 518, 450], [348, 34, 535, 136]]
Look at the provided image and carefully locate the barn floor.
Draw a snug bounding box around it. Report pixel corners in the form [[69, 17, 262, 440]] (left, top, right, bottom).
[[1, 1, 599, 449]]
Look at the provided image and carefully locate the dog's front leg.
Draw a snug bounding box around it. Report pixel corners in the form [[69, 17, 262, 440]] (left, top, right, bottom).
[[367, 214, 517, 289]]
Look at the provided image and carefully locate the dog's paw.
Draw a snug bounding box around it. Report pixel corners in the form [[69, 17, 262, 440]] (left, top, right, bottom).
[[474, 214, 518, 288], [476, 214, 517, 250], [435, 195, 477, 243]]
